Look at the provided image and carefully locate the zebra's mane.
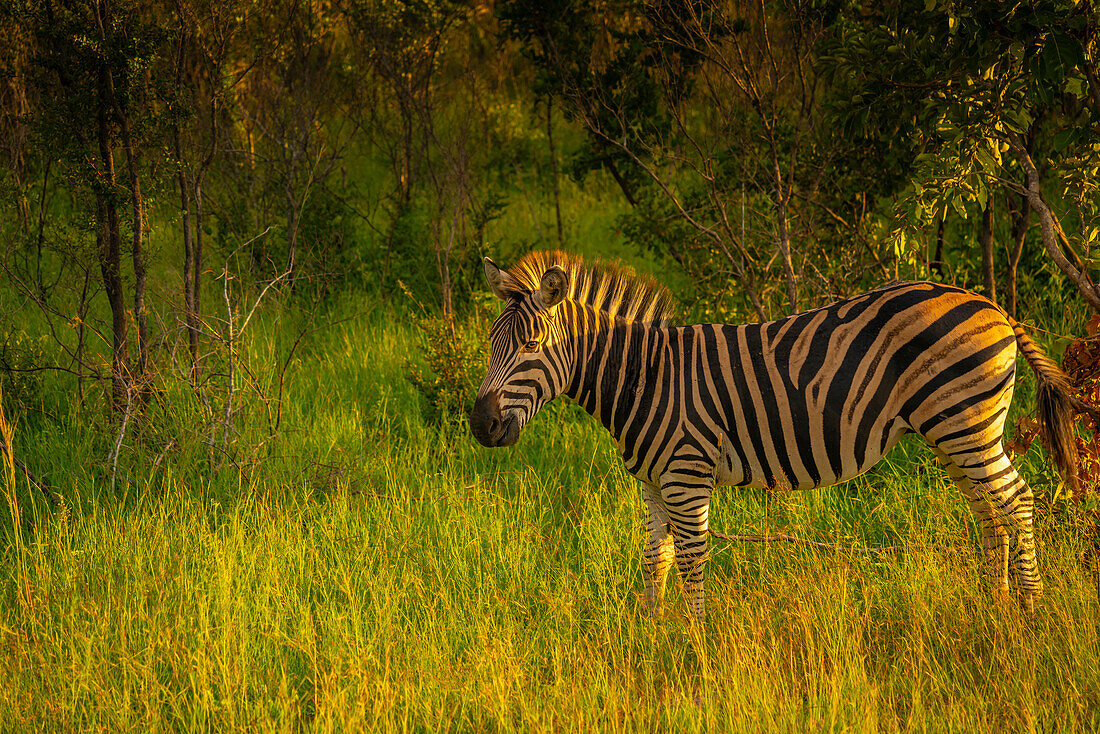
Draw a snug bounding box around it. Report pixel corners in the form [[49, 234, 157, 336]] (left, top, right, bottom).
[[499, 250, 675, 326]]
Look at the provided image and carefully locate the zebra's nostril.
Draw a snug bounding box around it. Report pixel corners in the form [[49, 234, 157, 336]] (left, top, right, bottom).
[[470, 394, 507, 447]]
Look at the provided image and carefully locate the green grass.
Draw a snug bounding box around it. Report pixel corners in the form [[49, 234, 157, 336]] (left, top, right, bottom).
[[2, 302, 1100, 732]]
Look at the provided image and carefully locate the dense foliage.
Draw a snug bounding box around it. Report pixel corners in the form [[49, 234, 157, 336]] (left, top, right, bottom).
[[2, 0, 1098, 403]]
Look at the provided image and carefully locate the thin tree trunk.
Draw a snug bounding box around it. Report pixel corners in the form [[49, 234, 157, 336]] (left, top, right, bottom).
[[246, 126, 259, 231], [191, 98, 217, 381], [1082, 53, 1100, 124], [109, 83, 148, 382], [1009, 131, 1100, 311], [172, 23, 203, 381], [775, 194, 797, 312], [546, 97, 563, 246], [34, 159, 51, 296], [437, 214, 455, 322], [76, 267, 90, 408], [602, 153, 637, 207], [1006, 190, 1030, 319], [97, 64, 129, 411], [931, 215, 945, 279], [287, 188, 299, 274], [980, 194, 996, 302], [767, 126, 797, 311], [193, 174, 206, 360], [398, 95, 415, 204], [175, 124, 199, 378], [94, 0, 130, 410]]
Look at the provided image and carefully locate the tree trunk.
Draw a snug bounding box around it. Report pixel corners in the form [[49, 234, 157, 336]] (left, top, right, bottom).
[[175, 124, 200, 379], [191, 99, 217, 381], [193, 172, 206, 361], [287, 187, 300, 275], [108, 77, 148, 383], [1009, 132, 1100, 311], [1005, 190, 1030, 319], [758, 109, 798, 312], [76, 267, 91, 408], [1081, 54, 1100, 124], [931, 215, 945, 279], [398, 94, 415, 204], [546, 97, 563, 245], [33, 159, 52, 296], [601, 153, 637, 207], [775, 194, 797, 313], [979, 195, 996, 302], [97, 66, 128, 410], [437, 217, 455, 322]]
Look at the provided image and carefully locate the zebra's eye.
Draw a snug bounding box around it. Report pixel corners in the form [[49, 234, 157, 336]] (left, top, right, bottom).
[[521, 339, 540, 353]]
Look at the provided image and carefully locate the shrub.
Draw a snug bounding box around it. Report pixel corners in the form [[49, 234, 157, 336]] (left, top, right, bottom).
[[404, 313, 486, 428]]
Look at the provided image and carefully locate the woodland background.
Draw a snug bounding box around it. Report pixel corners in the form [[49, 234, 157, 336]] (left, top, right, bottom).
[[3, 0, 1100, 424], [2, 0, 1100, 730]]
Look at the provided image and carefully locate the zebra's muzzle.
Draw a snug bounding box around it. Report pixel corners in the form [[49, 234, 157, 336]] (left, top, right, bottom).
[[469, 393, 521, 448]]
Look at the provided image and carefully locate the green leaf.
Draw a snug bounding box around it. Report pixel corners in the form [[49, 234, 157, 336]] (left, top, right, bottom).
[[1001, 108, 1033, 134], [1053, 127, 1078, 152], [1038, 32, 1084, 87], [952, 196, 969, 220], [975, 147, 997, 172]]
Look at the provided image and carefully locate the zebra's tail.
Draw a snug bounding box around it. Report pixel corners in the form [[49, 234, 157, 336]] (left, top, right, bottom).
[[1008, 315, 1097, 496]]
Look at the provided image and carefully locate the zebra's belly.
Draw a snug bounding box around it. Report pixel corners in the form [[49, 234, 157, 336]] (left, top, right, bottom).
[[712, 422, 909, 490]]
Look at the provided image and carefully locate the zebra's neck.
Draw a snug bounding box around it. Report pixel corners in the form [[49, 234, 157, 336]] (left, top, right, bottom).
[[562, 306, 662, 442]]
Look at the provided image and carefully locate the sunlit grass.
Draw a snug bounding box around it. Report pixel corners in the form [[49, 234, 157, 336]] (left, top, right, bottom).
[[2, 307, 1099, 732]]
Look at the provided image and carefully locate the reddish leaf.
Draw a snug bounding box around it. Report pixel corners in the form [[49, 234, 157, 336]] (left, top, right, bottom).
[[1087, 313, 1100, 337]]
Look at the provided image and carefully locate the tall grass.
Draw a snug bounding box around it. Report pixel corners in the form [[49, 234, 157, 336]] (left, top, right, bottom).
[[2, 299, 1099, 732]]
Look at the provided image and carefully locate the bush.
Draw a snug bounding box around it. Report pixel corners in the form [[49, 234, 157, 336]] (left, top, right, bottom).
[[404, 313, 486, 428]]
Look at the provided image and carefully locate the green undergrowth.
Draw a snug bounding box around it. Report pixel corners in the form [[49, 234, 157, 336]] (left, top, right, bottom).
[[2, 305, 1099, 732]]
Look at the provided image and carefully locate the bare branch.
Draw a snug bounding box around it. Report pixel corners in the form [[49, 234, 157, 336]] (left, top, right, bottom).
[[108, 382, 134, 490], [710, 528, 892, 553]]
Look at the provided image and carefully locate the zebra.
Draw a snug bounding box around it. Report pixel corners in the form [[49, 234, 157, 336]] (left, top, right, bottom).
[[469, 251, 1089, 618]]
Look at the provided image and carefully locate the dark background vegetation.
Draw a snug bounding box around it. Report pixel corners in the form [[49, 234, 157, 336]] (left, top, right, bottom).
[[2, 0, 1099, 508]]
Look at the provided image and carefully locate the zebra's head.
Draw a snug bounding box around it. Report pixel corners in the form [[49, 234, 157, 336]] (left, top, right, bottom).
[[470, 257, 571, 448]]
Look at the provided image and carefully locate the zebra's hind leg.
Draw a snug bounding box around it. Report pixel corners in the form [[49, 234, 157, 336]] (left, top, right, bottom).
[[933, 444, 1043, 611], [642, 483, 676, 614], [932, 446, 1009, 598]]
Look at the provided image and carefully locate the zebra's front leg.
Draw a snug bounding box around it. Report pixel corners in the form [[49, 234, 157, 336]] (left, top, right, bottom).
[[660, 474, 712, 620], [642, 483, 676, 613]]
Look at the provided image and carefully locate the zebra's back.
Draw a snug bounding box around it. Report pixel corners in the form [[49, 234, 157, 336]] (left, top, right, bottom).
[[663, 281, 1016, 490]]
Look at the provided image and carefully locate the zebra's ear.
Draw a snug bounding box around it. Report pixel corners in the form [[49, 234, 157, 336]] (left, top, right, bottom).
[[536, 265, 568, 309], [484, 258, 510, 300]]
